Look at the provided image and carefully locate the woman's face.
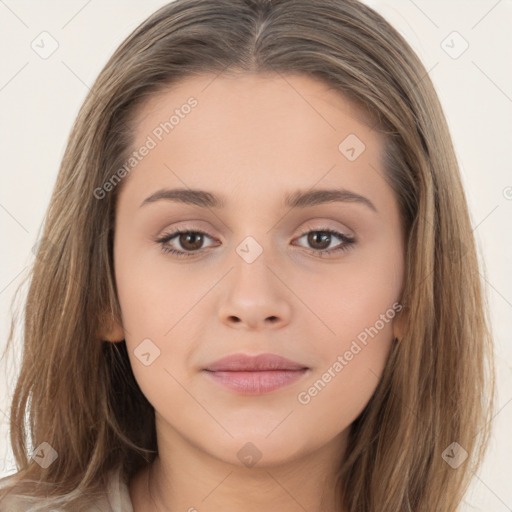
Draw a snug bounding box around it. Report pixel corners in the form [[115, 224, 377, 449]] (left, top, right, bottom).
[[112, 73, 404, 467]]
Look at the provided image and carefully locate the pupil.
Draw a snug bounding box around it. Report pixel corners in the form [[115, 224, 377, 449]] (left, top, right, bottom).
[[181, 232, 203, 251], [308, 232, 330, 249]]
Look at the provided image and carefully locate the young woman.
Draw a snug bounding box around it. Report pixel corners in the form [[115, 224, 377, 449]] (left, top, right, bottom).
[[0, 0, 494, 510]]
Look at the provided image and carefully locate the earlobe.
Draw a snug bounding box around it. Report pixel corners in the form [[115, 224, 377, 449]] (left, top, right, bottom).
[[98, 312, 125, 342], [392, 304, 407, 343]]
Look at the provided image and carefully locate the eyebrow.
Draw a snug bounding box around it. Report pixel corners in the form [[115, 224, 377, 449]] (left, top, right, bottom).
[[140, 187, 377, 213]]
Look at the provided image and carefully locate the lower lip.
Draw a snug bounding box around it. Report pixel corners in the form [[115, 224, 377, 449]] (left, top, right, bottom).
[[203, 369, 308, 394]]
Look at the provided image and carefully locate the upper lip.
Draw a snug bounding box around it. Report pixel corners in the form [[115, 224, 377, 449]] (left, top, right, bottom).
[[204, 353, 308, 372]]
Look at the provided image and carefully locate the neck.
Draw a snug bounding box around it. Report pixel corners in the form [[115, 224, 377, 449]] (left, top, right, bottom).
[[144, 429, 347, 512]]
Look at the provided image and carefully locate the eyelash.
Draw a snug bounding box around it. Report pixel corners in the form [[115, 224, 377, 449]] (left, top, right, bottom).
[[155, 226, 356, 259]]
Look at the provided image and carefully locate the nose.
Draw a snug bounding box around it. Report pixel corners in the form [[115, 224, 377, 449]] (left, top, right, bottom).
[[218, 254, 292, 331]]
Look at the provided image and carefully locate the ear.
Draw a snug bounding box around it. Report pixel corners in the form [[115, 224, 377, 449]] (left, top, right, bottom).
[[98, 311, 124, 342], [392, 302, 407, 342]]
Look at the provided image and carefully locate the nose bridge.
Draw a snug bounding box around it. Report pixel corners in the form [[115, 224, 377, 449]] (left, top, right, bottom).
[[227, 203, 293, 290], [227, 201, 280, 266], [231, 233, 279, 296], [218, 233, 291, 329]]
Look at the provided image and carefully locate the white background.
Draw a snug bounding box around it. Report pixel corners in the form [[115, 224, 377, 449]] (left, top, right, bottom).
[[0, 1, 511, 510]]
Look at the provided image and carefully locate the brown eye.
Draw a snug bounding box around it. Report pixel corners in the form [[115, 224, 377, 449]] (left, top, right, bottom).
[[156, 229, 217, 257], [307, 231, 332, 250], [294, 228, 356, 257], [178, 232, 205, 251]]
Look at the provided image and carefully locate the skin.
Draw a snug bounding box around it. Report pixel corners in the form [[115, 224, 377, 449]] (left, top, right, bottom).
[[106, 72, 405, 511]]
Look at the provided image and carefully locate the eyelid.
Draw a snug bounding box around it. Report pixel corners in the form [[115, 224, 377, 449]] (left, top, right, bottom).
[[298, 220, 355, 238], [155, 220, 354, 243], [155, 220, 356, 259]]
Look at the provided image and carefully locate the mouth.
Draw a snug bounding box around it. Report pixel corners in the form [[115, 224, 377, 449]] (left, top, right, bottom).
[[203, 353, 309, 395]]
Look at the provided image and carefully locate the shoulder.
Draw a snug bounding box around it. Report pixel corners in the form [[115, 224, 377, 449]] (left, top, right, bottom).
[[0, 466, 133, 512], [104, 464, 134, 512]]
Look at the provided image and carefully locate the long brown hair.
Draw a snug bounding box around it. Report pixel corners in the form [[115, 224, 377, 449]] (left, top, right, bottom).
[[0, 1, 494, 510]]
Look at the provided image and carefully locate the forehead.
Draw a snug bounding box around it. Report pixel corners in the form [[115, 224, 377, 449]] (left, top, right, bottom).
[[122, 72, 387, 207], [132, 71, 379, 143]]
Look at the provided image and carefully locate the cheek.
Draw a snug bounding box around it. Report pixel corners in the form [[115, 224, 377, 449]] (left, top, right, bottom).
[[295, 335, 392, 434], [112, 240, 191, 391], [113, 235, 193, 335], [116, 267, 195, 414], [292, 253, 401, 421], [294, 248, 402, 348]]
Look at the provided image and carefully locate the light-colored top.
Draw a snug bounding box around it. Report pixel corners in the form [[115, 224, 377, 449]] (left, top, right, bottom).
[[0, 465, 134, 511]]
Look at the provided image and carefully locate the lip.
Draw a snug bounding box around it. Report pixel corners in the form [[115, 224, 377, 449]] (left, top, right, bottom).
[[204, 353, 308, 372], [203, 353, 309, 395]]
